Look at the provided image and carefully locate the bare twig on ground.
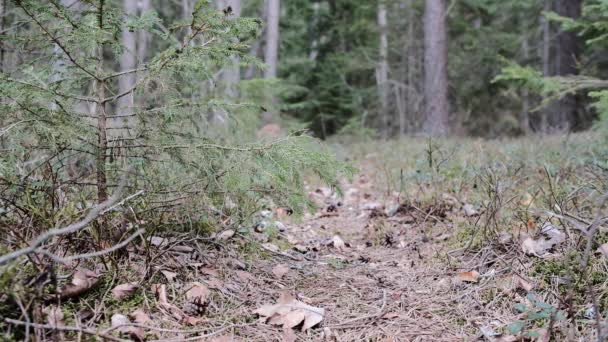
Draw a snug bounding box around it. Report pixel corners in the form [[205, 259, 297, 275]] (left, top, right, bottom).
[[4, 318, 128, 342]]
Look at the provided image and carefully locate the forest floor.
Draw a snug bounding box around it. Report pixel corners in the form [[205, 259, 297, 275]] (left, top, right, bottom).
[[3, 134, 607, 341]]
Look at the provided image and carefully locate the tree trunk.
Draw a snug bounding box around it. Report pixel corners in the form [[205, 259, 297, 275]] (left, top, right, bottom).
[[264, 0, 280, 80], [137, 0, 152, 64], [520, 32, 531, 134], [553, 0, 582, 130], [309, 2, 321, 61], [263, 0, 280, 123], [114, 0, 138, 140], [217, 0, 242, 99], [376, 1, 389, 138], [423, 0, 449, 136], [0, 0, 5, 73], [540, 0, 552, 133]]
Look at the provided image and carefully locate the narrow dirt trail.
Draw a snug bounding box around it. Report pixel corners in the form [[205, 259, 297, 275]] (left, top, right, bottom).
[[218, 168, 486, 341], [93, 165, 513, 342]]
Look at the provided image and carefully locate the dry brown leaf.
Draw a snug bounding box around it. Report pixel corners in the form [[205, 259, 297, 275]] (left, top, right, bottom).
[[183, 316, 207, 326], [130, 309, 151, 324], [520, 193, 534, 207], [216, 230, 235, 240], [201, 267, 220, 277], [521, 226, 565, 257], [463, 204, 479, 217], [112, 282, 139, 300], [60, 269, 100, 299], [262, 243, 280, 253], [208, 334, 234, 342], [185, 282, 210, 303], [255, 292, 324, 331], [44, 306, 64, 328], [598, 243, 608, 257], [160, 270, 177, 282], [272, 264, 290, 279], [457, 271, 480, 283], [331, 235, 346, 250], [514, 275, 534, 292], [236, 270, 255, 283], [282, 327, 297, 342], [111, 313, 144, 341]]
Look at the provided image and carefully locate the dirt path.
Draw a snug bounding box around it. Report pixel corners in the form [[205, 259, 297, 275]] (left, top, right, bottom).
[[183, 171, 496, 341]]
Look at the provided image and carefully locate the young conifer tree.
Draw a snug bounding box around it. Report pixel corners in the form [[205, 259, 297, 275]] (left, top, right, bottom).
[[0, 0, 345, 243]]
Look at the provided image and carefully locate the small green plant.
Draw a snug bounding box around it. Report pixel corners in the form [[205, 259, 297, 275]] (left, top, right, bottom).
[[507, 292, 567, 338]]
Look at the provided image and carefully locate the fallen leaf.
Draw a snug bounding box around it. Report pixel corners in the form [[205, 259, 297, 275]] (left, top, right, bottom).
[[111, 313, 130, 328], [130, 309, 151, 324], [183, 316, 207, 326], [463, 204, 479, 217], [217, 230, 235, 240], [282, 327, 297, 342], [60, 269, 100, 299], [598, 243, 608, 257], [514, 275, 534, 292], [520, 193, 534, 207], [236, 270, 255, 282], [44, 306, 64, 328], [521, 226, 565, 257], [331, 235, 346, 251], [272, 264, 290, 279], [201, 267, 220, 277], [262, 243, 280, 253], [209, 334, 234, 342], [457, 271, 480, 283], [111, 313, 144, 341], [160, 270, 178, 282], [150, 236, 169, 246], [112, 282, 139, 300], [255, 292, 324, 331], [185, 282, 210, 303]]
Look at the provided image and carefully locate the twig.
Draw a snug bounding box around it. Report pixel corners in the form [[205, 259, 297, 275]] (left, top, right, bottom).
[[38, 228, 145, 264], [0, 177, 133, 265], [4, 318, 128, 342]]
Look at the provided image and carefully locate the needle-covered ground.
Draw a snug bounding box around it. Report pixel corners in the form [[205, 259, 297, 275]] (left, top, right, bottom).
[[3, 134, 607, 342]]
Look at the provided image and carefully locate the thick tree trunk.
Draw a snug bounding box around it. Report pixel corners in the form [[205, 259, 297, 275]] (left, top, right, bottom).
[[423, 0, 449, 136], [553, 0, 582, 130], [376, 1, 389, 138]]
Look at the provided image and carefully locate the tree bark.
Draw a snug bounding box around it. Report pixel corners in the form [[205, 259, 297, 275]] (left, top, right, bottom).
[[264, 0, 280, 80], [540, 0, 552, 133], [376, 1, 389, 138], [114, 0, 138, 140], [0, 0, 5, 73], [217, 0, 242, 99], [309, 2, 321, 61], [520, 34, 531, 134], [423, 0, 449, 136], [137, 0, 152, 64], [553, 0, 582, 130], [263, 0, 280, 123]]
